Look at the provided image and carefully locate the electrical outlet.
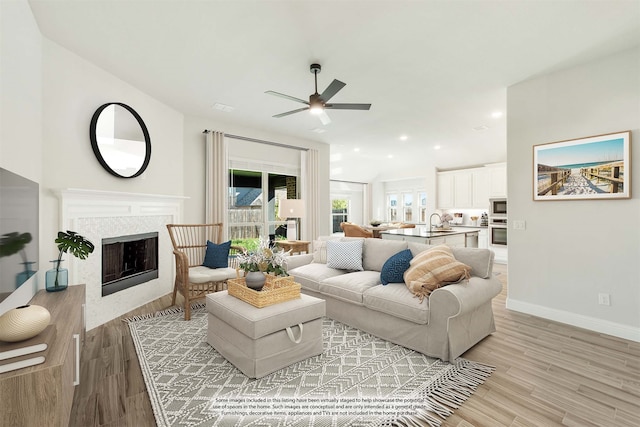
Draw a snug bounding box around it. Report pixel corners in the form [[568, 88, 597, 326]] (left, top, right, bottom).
[[513, 220, 526, 230], [598, 293, 611, 306]]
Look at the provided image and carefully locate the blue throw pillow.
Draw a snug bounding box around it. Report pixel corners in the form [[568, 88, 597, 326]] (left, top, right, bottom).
[[202, 240, 231, 269], [380, 249, 413, 285]]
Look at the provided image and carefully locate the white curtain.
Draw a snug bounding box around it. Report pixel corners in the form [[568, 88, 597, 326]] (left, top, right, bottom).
[[205, 130, 228, 239], [301, 149, 319, 240]]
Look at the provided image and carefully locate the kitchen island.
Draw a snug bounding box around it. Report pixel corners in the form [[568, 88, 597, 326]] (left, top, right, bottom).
[[380, 227, 481, 247]]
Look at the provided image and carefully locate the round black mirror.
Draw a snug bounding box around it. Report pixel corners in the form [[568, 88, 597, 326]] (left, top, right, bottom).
[[90, 102, 151, 178]]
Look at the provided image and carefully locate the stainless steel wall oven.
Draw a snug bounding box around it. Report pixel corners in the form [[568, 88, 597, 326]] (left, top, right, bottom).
[[489, 198, 507, 246]]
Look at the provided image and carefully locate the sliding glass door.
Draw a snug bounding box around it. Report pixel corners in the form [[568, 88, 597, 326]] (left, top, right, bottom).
[[228, 169, 297, 249]]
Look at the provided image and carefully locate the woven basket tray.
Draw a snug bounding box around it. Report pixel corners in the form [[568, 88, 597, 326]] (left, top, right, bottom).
[[227, 275, 301, 308]]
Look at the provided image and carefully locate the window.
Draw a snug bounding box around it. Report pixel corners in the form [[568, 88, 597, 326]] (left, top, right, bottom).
[[228, 169, 296, 250], [387, 194, 398, 222], [402, 193, 413, 222], [419, 192, 427, 223], [331, 199, 349, 233]]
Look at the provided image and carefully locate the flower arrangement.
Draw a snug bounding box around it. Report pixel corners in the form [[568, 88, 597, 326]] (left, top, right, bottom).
[[238, 237, 289, 276]]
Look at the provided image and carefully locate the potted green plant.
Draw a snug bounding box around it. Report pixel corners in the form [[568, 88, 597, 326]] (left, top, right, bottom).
[[46, 230, 95, 292]]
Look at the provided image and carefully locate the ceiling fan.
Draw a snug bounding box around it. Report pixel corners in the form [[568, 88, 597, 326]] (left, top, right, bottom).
[[265, 63, 371, 125]]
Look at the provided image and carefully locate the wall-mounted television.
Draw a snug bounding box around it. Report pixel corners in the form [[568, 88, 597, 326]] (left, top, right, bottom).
[[0, 168, 39, 303]]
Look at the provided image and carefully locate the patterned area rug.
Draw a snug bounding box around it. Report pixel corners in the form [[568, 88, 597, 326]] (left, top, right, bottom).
[[126, 306, 493, 427]]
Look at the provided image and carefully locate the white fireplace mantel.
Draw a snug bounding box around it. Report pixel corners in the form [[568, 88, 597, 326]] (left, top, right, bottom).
[[58, 188, 186, 330]]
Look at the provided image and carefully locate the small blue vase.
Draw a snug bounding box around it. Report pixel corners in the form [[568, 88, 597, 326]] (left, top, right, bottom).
[[46, 260, 68, 292]]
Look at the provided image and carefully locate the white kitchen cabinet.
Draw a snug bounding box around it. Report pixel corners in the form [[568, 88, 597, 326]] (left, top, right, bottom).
[[472, 168, 490, 209], [488, 163, 507, 198], [478, 228, 488, 249], [454, 171, 473, 208], [437, 163, 506, 209], [437, 172, 455, 209], [444, 233, 466, 247], [380, 230, 471, 247]]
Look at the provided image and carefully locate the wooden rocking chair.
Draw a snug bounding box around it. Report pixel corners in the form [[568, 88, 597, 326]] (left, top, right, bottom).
[[166, 223, 244, 320]]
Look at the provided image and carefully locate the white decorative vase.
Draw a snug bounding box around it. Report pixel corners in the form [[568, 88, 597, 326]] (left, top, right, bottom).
[[0, 304, 51, 342]]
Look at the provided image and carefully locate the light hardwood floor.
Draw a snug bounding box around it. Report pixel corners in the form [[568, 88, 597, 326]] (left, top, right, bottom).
[[70, 264, 640, 426]]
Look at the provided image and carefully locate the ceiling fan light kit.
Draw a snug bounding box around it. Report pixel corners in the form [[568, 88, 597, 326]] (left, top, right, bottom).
[[266, 63, 371, 124]]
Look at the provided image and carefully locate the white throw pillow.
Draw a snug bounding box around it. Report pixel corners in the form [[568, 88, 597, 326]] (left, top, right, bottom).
[[313, 240, 329, 263], [312, 236, 341, 263], [326, 240, 364, 271]]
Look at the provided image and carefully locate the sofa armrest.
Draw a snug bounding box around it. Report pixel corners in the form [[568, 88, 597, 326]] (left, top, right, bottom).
[[429, 276, 502, 318], [427, 276, 502, 362], [284, 253, 314, 271]]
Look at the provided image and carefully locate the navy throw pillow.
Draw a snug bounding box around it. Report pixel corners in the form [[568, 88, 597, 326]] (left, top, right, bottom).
[[202, 240, 231, 269], [380, 249, 413, 285]]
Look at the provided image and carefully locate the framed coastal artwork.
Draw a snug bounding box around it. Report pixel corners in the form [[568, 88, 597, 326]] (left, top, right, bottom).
[[533, 131, 631, 201]]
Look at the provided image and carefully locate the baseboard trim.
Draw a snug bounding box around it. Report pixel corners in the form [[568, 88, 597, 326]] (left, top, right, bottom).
[[506, 298, 640, 343]]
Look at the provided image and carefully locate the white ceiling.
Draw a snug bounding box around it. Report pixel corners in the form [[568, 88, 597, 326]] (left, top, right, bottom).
[[28, 0, 640, 182]]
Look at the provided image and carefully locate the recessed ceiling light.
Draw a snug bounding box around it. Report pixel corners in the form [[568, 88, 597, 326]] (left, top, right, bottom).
[[353, 147, 360, 152], [310, 128, 326, 134], [399, 135, 408, 141], [491, 111, 503, 118], [387, 154, 393, 159], [212, 102, 235, 112], [473, 125, 489, 131], [434, 145, 441, 150]]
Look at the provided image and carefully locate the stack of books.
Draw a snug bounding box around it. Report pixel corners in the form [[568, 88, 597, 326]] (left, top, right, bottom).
[[0, 325, 55, 374]]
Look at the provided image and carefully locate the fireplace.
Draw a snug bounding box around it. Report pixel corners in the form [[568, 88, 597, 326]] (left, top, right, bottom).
[[101, 232, 159, 296]]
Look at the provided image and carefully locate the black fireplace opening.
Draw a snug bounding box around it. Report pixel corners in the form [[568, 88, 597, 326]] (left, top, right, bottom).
[[101, 232, 159, 296]]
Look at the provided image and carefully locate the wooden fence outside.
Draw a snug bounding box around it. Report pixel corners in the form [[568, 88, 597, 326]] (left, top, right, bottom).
[[581, 161, 624, 193], [537, 167, 571, 196]]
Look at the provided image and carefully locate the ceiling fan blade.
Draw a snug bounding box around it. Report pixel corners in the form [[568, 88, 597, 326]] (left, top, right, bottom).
[[273, 107, 309, 118], [325, 103, 372, 110], [265, 91, 309, 105], [319, 79, 346, 102], [318, 111, 331, 125]]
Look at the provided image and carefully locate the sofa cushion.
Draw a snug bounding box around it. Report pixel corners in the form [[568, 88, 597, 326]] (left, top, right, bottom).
[[312, 236, 342, 263], [319, 271, 381, 305], [407, 242, 494, 279], [363, 283, 430, 324], [403, 245, 471, 301], [451, 247, 494, 278], [189, 266, 237, 284], [288, 263, 347, 293], [380, 249, 413, 285], [202, 240, 231, 268], [363, 238, 408, 272], [326, 240, 364, 271], [407, 242, 434, 257]]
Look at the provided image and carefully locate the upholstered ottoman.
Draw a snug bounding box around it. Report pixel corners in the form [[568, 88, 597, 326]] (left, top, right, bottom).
[[206, 292, 326, 379]]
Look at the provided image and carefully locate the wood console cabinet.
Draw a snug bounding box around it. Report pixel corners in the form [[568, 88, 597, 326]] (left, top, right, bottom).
[[0, 285, 85, 427]]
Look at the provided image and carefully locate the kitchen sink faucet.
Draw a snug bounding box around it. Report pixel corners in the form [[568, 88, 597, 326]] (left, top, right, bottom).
[[429, 213, 441, 232]]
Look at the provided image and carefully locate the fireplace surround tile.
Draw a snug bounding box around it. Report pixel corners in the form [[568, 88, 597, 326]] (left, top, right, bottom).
[[58, 189, 184, 330]]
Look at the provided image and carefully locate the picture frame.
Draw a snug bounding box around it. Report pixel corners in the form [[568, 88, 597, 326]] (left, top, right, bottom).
[[533, 131, 631, 201]]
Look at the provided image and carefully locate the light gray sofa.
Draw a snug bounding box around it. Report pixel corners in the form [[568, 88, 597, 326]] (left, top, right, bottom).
[[284, 237, 502, 362]]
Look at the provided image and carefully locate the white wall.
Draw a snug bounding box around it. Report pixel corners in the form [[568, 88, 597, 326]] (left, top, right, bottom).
[[41, 38, 185, 243], [0, 0, 43, 314], [36, 39, 185, 324], [0, 0, 186, 319], [507, 47, 640, 341], [182, 115, 331, 237]]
